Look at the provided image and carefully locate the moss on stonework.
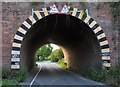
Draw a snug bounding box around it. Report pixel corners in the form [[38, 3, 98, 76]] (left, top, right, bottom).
[[109, 2, 119, 30]]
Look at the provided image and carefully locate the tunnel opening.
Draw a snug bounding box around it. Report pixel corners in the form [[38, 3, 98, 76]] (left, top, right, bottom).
[[35, 43, 64, 62], [35, 44, 54, 62], [20, 14, 102, 72], [35, 43, 66, 69]]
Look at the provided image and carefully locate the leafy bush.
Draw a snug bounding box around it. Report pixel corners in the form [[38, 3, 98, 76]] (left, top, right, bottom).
[[49, 49, 64, 62], [2, 68, 28, 86], [14, 68, 28, 82], [107, 65, 120, 85], [96, 3, 101, 10], [82, 68, 107, 83], [2, 79, 18, 87], [2, 68, 10, 79], [109, 2, 119, 19], [58, 59, 67, 69], [36, 44, 53, 61], [82, 64, 120, 86], [49, 52, 59, 62]]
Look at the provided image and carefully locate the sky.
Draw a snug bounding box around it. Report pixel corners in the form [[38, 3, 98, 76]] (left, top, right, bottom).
[[50, 44, 60, 51]]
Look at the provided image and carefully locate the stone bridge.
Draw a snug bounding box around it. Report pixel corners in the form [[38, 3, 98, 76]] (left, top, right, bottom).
[[2, 2, 119, 72]]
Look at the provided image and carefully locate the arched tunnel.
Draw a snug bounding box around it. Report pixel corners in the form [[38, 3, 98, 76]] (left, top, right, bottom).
[[20, 14, 102, 72]]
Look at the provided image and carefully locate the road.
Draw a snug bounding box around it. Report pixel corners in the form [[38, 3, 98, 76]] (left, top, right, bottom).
[[20, 61, 107, 87]]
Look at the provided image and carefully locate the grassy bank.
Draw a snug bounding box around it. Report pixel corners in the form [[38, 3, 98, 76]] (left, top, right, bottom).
[[58, 59, 67, 69], [2, 68, 28, 87], [57, 60, 120, 86], [81, 65, 120, 86]]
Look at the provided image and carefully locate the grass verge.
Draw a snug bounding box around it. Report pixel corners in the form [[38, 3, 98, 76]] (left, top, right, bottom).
[[58, 58, 67, 69], [81, 64, 120, 86], [2, 79, 18, 87]]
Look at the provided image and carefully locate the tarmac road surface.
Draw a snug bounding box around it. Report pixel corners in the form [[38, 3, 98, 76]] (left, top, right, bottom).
[[20, 61, 107, 87]]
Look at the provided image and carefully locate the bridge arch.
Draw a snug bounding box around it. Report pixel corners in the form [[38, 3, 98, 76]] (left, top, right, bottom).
[[11, 7, 110, 70]]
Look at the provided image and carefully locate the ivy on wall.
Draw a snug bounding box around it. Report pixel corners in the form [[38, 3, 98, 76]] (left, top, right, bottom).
[[80, 2, 88, 10], [109, 2, 119, 19], [31, 2, 44, 6], [96, 3, 101, 10], [109, 2, 119, 30]]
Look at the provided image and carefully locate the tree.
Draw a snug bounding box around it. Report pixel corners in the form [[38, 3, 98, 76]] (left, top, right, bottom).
[[48, 49, 64, 62], [36, 44, 53, 61]]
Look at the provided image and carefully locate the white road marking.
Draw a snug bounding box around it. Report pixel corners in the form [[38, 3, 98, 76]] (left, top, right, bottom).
[[29, 63, 42, 87]]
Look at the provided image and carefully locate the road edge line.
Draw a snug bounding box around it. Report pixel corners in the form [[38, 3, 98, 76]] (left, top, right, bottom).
[[29, 63, 42, 87]]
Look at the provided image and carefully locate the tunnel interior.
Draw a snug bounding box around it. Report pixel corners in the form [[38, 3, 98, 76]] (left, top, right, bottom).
[[20, 14, 102, 72]]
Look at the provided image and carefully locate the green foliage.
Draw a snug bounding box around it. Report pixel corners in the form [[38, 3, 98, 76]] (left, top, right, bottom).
[[82, 64, 120, 85], [82, 68, 107, 83], [2, 68, 10, 79], [107, 65, 120, 85], [31, 2, 44, 6], [2, 68, 28, 86], [96, 3, 101, 10], [2, 79, 18, 87], [49, 49, 64, 62], [36, 44, 53, 61], [80, 2, 88, 10], [109, 2, 119, 19], [58, 59, 67, 69], [14, 69, 28, 82], [109, 2, 119, 30]]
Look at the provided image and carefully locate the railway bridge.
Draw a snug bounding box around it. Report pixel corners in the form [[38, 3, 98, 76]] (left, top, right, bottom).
[[2, 2, 119, 72]]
